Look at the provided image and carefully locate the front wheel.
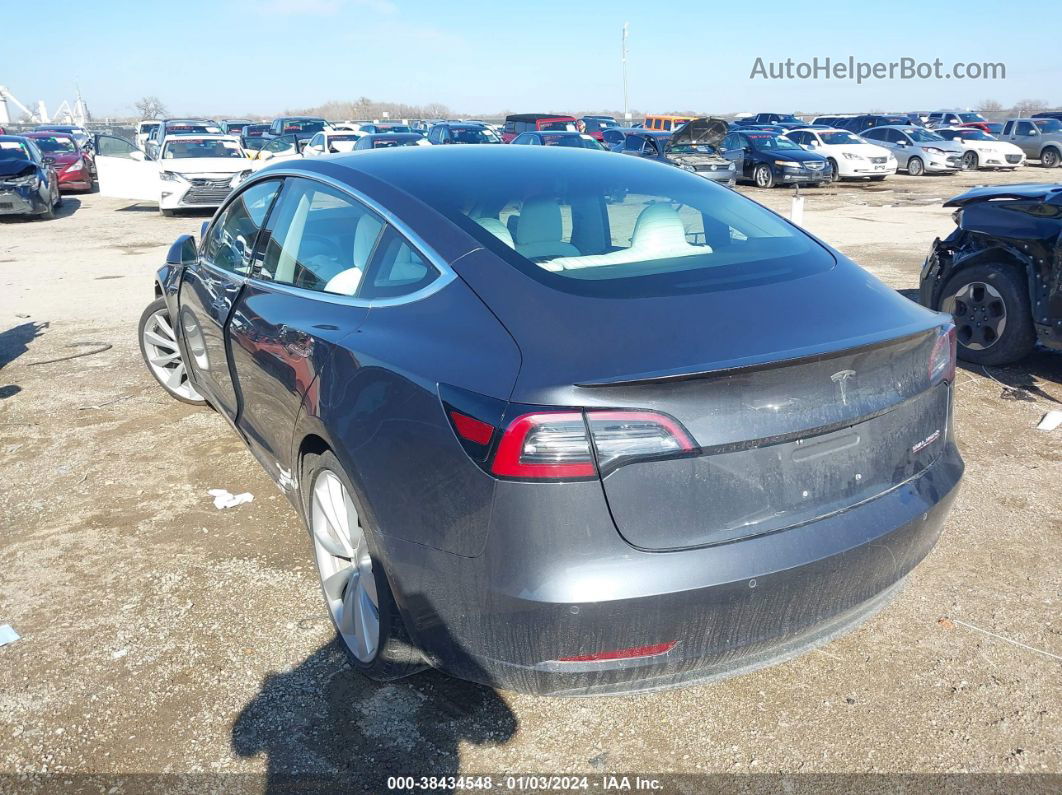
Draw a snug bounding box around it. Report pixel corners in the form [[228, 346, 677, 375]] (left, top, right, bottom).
[[1041, 147, 1061, 168], [138, 298, 206, 404], [302, 451, 426, 681], [939, 263, 1036, 366], [907, 156, 925, 176], [753, 164, 775, 188], [962, 151, 979, 170], [827, 158, 840, 182], [160, 207, 175, 217]]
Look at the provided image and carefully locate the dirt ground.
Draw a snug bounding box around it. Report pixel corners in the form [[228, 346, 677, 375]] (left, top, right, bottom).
[[0, 166, 1059, 792]]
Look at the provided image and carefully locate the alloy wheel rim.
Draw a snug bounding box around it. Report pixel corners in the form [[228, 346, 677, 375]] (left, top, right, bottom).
[[962, 151, 977, 170], [311, 470, 380, 662], [942, 280, 1007, 351], [755, 167, 770, 187], [909, 158, 923, 175], [142, 309, 204, 401], [1045, 150, 1059, 167]]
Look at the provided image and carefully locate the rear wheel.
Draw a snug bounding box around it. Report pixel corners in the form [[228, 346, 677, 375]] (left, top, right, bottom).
[[302, 451, 426, 680], [907, 156, 925, 176], [1041, 147, 1061, 168], [939, 263, 1035, 365], [138, 298, 206, 404], [753, 164, 775, 188], [962, 151, 979, 170]]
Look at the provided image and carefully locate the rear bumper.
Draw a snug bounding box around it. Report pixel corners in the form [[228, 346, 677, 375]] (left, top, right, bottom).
[[377, 440, 963, 695]]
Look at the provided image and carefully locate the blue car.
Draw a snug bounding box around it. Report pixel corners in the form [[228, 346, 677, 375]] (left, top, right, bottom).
[[721, 129, 832, 187], [0, 135, 63, 219], [139, 146, 963, 695]]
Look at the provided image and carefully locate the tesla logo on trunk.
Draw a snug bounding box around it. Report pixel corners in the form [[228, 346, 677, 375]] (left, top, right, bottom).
[[830, 369, 856, 405]]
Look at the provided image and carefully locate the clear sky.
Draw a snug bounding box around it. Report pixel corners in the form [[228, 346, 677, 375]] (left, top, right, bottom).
[[3, 0, 1058, 118]]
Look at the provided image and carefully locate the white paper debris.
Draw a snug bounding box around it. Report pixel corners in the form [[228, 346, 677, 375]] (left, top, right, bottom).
[[0, 624, 20, 647], [208, 489, 254, 509], [1036, 410, 1062, 431], [112, 648, 127, 660]]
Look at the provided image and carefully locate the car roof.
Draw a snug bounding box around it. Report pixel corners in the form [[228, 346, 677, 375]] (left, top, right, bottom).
[[505, 113, 576, 122], [361, 132, 423, 140], [0, 135, 30, 142], [162, 133, 240, 141]]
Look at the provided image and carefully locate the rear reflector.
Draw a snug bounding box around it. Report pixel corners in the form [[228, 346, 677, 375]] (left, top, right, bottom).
[[449, 410, 495, 445], [557, 641, 677, 663]]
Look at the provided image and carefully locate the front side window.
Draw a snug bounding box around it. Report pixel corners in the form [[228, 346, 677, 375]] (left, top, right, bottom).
[[203, 179, 282, 275], [95, 135, 140, 158], [389, 155, 833, 298], [258, 178, 385, 295], [1033, 119, 1062, 133]]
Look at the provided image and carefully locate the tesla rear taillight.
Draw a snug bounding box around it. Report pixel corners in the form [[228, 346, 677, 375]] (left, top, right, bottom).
[[490, 410, 695, 480], [929, 325, 957, 384], [557, 641, 677, 663]]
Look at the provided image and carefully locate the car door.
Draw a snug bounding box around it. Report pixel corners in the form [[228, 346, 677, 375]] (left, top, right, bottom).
[[722, 133, 748, 177], [93, 134, 159, 202], [225, 176, 379, 482], [177, 178, 284, 421], [1010, 120, 1039, 157]]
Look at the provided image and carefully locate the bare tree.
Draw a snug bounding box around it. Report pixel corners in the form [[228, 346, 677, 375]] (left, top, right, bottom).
[[133, 96, 168, 119], [1013, 98, 1048, 115], [978, 98, 1003, 113]]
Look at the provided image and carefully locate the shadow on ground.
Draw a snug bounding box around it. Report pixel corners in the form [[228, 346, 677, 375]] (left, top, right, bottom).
[[0, 321, 47, 369], [233, 639, 517, 793]]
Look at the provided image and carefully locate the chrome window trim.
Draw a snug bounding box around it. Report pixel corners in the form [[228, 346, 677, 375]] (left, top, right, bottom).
[[212, 168, 459, 308]]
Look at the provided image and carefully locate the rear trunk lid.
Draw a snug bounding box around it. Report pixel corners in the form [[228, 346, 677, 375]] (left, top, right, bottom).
[[453, 249, 951, 549]]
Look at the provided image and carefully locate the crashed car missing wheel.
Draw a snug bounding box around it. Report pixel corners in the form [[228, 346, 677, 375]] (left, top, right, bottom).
[[920, 183, 1062, 365], [139, 146, 963, 695]]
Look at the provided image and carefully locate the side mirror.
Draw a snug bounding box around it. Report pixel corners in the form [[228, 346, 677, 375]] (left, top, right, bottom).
[[259, 150, 274, 160], [42, 156, 56, 165], [166, 235, 198, 266]]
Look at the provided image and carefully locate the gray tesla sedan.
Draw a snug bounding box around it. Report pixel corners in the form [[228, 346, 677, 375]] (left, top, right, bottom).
[[138, 146, 963, 695]]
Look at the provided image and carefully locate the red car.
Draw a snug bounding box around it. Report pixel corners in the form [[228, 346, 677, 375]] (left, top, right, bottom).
[[501, 113, 579, 143], [24, 131, 93, 192]]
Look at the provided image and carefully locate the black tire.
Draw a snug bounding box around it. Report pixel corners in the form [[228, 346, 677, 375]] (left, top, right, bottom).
[[962, 150, 979, 171], [938, 263, 1036, 366], [907, 156, 925, 176], [160, 208, 176, 217], [827, 158, 840, 182], [753, 163, 775, 188], [1041, 147, 1061, 168], [137, 298, 207, 405], [869, 175, 887, 181], [301, 450, 427, 681]]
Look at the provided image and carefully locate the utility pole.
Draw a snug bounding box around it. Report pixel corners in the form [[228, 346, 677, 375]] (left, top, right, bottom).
[[622, 22, 631, 123]]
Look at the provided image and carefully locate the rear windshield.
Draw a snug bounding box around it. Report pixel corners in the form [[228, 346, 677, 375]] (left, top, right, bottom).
[[1033, 119, 1062, 133], [283, 120, 327, 133], [392, 152, 833, 297], [162, 138, 244, 158], [453, 127, 500, 144], [540, 120, 577, 132]]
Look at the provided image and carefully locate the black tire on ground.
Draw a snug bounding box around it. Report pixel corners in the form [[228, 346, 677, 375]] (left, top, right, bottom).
[[300, 450, 427, 681], [962, 151, 979, 170], [827, 158, 840, 182], [137, 298, 207, 405], [907, 156, 925, 176], [869, 175, 887, 181], [938, 263, 1036, 366], [160, 208, 175, 217], [753, 164, 775, 188], [1041, 147, 1061, 168]]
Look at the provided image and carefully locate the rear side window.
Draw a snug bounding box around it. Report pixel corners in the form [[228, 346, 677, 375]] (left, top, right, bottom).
[[257, 178, 385, 295], [359, 227, 439, 300], [203, 179, 282, 275]]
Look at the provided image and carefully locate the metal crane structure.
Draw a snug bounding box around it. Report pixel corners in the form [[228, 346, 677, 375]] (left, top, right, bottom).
[[0, 85, 90, 127]]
